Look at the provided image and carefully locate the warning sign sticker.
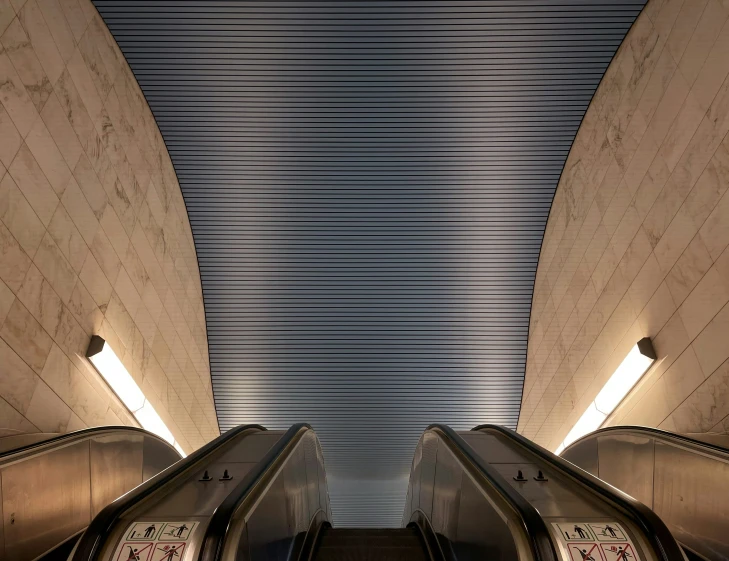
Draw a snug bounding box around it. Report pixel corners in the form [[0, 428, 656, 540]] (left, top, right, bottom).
[[601, 543, 637, 561], [555, 523, 596, 541], [589, 523, 627, 541], [151, 542, 186, 561], [127, 522, 163, 541], [567, 542, 606, 561], [113, 522, 197, 561], [552, 522, 640, 561], [116, 542, 154, 561]]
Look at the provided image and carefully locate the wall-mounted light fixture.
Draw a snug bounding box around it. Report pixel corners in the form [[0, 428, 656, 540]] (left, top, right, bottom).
[[555, 337, 656, 455], [86, 335, 186, 457]]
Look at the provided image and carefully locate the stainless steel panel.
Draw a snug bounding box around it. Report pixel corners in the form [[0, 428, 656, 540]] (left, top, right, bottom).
[[418, 432, 438, 520], [654, 441, 729, 561], [315, 439, 329, 517], [562, 436, 599, 477], [454, 474, 518, 561], [246, 476, 292, 561], [410, 443, 423, 514], [461, 432, 532, 464], [490, 462, 608, 519], [142, 435, 181, 481], [597, 435, 654, 508], [282, 444, 309, 534], [141, 429, 265, 517], [216, 432, 284, 464], [302, 433, 320, 521], [143, 462, 258, 518], [91, 434, 144, 516], [431, 441, 462, 538], [2, 440, 91, 561]]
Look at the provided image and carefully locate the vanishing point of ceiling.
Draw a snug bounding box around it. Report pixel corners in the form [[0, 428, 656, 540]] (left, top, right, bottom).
[[95, 0, 644, 527]]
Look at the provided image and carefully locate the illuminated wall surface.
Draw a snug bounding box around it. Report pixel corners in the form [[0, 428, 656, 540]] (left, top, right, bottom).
[[0, 0, 218, 454], [94, 1, 644, 526], [521, 0, 729, 451]]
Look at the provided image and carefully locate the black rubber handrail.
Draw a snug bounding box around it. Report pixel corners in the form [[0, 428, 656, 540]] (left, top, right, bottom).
[[428, 424, 558, 561], [71, 423, 266, 561], [473, 424, 685, 561], [198, 423, 311, 561], [563, 425, 729, 456], [0, 425, 177, 461]]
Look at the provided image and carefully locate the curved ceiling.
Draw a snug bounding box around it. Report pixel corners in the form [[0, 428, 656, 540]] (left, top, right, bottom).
[[94, 0, 644, 527]]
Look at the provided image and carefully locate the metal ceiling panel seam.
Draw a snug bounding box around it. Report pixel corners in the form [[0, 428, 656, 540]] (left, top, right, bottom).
[[94, 0, 644, 527]]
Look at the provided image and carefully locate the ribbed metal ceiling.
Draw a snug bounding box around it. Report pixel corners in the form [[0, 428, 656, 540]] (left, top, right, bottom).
[[95, 0, 643, 527]]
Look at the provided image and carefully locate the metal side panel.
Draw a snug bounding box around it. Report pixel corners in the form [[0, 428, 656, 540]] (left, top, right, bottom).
[[90, 434, 144, 517], [302, 433, 320, 521], [418, 431, 438, 520], [653, 441, 729, 561], [596, 434, 654, 509], [561, 435, 599, 477], [430, 436, 462, 538], [453, 474, 518, 561], [2, 440, 91, 561], [462, 431, 610, 518], [282, 443, 309, 535], [142, 435, 181, 482], [246, 470, 293, 561], [128, 430, 284, 519]]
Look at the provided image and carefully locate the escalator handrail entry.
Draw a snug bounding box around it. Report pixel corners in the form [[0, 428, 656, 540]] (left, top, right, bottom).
[[71, 423, 266, 561], [198, 423, 312, 561], [428, 424, 558, 561], [472, 424, 685, 561], [0, 425, 178, 462], [562, 424, 729, 457]]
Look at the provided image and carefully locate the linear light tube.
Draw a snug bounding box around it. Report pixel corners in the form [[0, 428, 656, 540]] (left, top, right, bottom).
[[556, 337, 656, 454], [87, 335, 186, 456]]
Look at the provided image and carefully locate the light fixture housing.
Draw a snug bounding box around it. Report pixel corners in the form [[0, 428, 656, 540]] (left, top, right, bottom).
[[86, 335, 186, 456], [556, 337, 656, 455]]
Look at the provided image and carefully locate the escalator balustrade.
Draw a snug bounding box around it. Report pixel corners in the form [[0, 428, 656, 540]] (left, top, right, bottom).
[[562, 426, 729, 561], [0, 426, 180, 561]]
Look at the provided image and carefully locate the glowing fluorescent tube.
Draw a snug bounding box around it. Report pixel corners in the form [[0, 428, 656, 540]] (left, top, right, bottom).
[[87, 335, 185, 455], [556, 337, 656, 454]]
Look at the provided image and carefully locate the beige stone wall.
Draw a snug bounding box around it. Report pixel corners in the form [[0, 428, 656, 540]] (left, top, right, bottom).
[[519, 0, 729, 450], [0, 0, 218, 452]]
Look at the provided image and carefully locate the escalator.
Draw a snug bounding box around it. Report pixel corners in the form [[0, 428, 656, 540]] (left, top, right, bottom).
[[65, 423, 687, 561], [561, 426, 729, 561], [0, 426, 180, 561]]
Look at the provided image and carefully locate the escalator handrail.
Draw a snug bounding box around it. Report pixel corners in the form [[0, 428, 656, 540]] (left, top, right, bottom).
[[0, 425, 178, 462], [473, 424, 685, 561], [563, 424, 729, 457], [71, 423, 266, 561], [428, 424, 558, 561], [199, 423, 312, 561]]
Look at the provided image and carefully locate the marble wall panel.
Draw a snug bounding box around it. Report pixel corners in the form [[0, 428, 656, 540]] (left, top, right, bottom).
[[0, 0, 218, 452], [520, 0, 729, 447]]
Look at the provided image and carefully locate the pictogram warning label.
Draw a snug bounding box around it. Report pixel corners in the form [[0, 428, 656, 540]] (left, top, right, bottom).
[[127, 522, 163, 541], [601, 543, 636, 561], [567, 542, 606, 561], [116, 542, 153, 561], [555, 523, 596, 541], [552, 522, 641, 561], [159, 523, 193, 540], [589, 523, 627, 541], [113, 522, 197, 561], [151, 542, 186, 561]]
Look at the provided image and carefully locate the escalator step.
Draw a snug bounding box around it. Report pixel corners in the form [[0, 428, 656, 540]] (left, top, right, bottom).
[[314, 528, 428, 561]]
